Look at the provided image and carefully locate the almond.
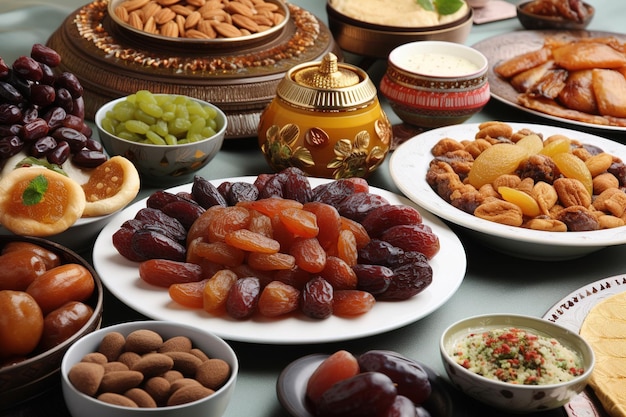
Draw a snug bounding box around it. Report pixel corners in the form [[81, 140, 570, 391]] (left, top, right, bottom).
[[99, 370, 144, 394], [232, 13, 259, 32], [68, 362, 105, 396], [167, 385, 214, 406], [143, 16, 158, 33], [195, 358, 230, 390], [128, 11, 145, 29], [141, 1, 162, 20], [197, 20, 217, 37], [185, 28, 212, 38], [98, 331, 126, 362], [184, 10, 202, 28], [124, 387, 158, 408], [124, 329, 163, 353], [144, 376, 171, 406], [120, 0, 151, 12], [170, 4, 193, 16], [97, 392, 139, 408], [225, 1, 254, 17], [163, 351, 203, 376], [160, 335, 193, 353], [154, 7, 176, 24], [131, 353, 174, 377], [213, 21, 242, 38], [157, 0, 182, 5], [161, 20, 180, 37], [114, 6, 130, 22], [187, 0, 207, 6]]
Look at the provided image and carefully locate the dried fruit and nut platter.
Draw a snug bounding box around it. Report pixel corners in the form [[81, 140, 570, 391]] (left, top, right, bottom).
[[93, 168, 466, 344], [389, 122, 626, 261]]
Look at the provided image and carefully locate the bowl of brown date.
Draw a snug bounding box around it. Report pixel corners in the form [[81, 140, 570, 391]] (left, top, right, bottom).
[[0, 235, 103, 411]]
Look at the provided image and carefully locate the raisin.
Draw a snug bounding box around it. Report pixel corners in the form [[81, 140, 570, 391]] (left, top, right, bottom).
[[378, 260, 433, 301], [139, 259, 203, 287], [226, 277, 260, 320], [112, 227, 146, 262], [358, 239, 404, 266], [340, 217, 370, 249], [258, 173, 285, 199], [380, 225, 440, 260], [226, 181, 259, 205], [160, 200, 205, 230], [353, 264, 393, 295], [146, 190, 192, 211], [47, 140, 70, 165], [301, 276, 333, 319], [312, 179, 357, 206], [336, 229, 358, 266], [280, 167, 313, 203], [134, 207, 187, 242]]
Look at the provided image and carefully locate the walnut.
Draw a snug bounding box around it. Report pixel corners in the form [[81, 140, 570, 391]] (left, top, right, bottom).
[[463, 138, 491, 159], [524, 217, 567, 232], [492, 174, 521, 190], [597, 214, 625, 229], [431, 138, 464, 157], [553, 178, 591, 208], [474, 200, 523, 226], [593, 188, 626, 217], [556, 205, 600, 231], [593, 172, 619, 195], [532, 181, 558, 215], [585, 152, 613, 177], [475, 122, 514, 141]]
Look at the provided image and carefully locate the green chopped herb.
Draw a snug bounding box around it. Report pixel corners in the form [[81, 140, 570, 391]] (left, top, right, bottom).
[[417, 0, 465, 15], [22, 174, 48, 206], [14, 156, 67, 176]]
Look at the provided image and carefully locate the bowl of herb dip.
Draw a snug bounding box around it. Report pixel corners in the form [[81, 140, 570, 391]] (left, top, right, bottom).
[[440, 314, 594, 413]]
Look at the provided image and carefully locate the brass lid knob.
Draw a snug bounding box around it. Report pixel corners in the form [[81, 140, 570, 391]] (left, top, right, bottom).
[[276, 52, 377, 111]]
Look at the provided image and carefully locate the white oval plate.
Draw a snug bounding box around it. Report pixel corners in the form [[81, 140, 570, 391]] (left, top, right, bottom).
[[92, 176, 467, 344], [389, 122, 626, 261]]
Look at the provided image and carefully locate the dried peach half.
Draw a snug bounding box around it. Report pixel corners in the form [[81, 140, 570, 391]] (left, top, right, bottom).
[[0, 167, 86, 236]]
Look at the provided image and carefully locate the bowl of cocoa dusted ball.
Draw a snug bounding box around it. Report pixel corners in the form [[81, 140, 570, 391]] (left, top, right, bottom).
[[0, 235, 103, 411], [61, 320, 238, 417]]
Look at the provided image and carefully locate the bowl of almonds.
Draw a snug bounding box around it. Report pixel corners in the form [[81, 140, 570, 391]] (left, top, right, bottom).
[[109, 0, 289, 48], [61, 320, 238, 417]]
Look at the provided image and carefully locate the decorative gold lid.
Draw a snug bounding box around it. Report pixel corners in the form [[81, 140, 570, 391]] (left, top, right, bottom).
[[276, 52, 378, 110]]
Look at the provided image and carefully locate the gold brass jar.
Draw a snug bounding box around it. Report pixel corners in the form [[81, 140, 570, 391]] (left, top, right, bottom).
[[258, 53, 392, 179]]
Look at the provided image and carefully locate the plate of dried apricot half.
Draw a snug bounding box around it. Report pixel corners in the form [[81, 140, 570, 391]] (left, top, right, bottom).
[[92, 172, 466, 344], [389, 121, 626, 261]]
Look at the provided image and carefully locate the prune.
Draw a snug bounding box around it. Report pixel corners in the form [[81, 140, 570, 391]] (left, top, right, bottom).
[[358, 239, 404, 266], [30, 84, 55, 107], [54, 71, 83, 98], [134, 208, 187, 242], [30, 135, 57, 158], [112, 227, 147, 262], [358, 350, 431, 405], [361, 204, 423, 238], [383, 395, 417, 417], [386, 250, 428, 269], [280, 166, 313, 203], [226, 277, 260, 319], [312, 179, 356, 206], [0, 81, 23, 104], [131, 229, 186, 262], [72, 149, 107, 168], [0, 135, 24, 159], [47, 141, 70, 165], [316, 372, 397, 417], [380, 224, 440, 260], [160, 200, 206, 230], [12, 56, 43, 81], [191, 175, 227, 208], [258, 172, 284, 199], [378, 260, 433, 301], [353, 264, 393, 295], [146, 190, 192, 210], [226, 181, 259, 205], [31, 43, 61, 67], [335, 192, 390, 222], [301, 276, 333, 319]]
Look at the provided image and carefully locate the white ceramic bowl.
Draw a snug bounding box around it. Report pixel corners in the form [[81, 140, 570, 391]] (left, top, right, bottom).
[[326, 1, 473, 59], [61, 320, 238, 417], [95, 94, 227, 185], [380, 41, 490, 129], [440, 314, 595, 413], [389, 122, 626, 261]]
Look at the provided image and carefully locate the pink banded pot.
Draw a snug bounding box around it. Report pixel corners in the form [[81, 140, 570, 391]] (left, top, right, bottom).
[[380, 41, 490, 128]]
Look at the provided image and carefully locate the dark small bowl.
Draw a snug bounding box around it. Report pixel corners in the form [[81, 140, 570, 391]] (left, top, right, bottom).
[[517, 1, 594, 30]]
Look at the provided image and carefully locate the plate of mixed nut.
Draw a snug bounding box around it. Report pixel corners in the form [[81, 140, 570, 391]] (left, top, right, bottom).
[[92, 172, 466, 344], [389, 121, 626, 261]]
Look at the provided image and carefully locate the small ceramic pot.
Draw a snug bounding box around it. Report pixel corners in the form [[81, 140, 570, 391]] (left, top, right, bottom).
[[258, 52, 392, 179], [380, 41, 490, 129]]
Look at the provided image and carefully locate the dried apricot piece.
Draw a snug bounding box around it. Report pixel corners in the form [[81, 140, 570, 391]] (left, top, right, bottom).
[[515, 133, 543, 155], [339, 216, 371, 249], [336, 229, 358, 267], [290, 237, 327, 273], [247, 252, 296, 271], [257, 281, 300, 317], [332, 290, 376, 316], [248, 209, 273, 238], [320, 256, 357, 290], [552, 152, 593, 196], [540, 135, 571, 157], [242, 197, 303, 217], [224, 229, 280, 254], [279, 207, 319, 238], [207, 206, 251, 243], [498, 186, 542, 217], [169, 279, 208, 309], [303, 201, 341, 250], [305, 350, 360, 406], [187, 205, 225, 245], [202, 269, 238, 314], [467, 143, 528, 189], [193, 240, 245, 267]]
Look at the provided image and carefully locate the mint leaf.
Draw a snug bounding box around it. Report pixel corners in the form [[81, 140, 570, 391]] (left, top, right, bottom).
[[435, 0, 465, 15], [417, 0, 435, 12], [22, 174, 48, 206]]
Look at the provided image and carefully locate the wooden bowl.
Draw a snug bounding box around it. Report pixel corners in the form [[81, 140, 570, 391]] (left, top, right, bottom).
[[517, 1, 594, 30]]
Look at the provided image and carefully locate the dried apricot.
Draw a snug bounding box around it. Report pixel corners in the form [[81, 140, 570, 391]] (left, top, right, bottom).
[[305, 350, 359, 406], [279, 207, 318, 238], [498, 186, 542, 217], [289, 237, 327, 273], [247, 252, 295, 271], [515, 133, 543, 155], [169, 279, 207, 309], [467, 143, 528, 189], [202, 269, 238, 314], [332, 290, 376, 316], [207, 206, 250, 242], [552, 152, 593, 196], [224, 229, 280, 254], [257, 281, 300, 317], [540, 135, 571, 157]]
